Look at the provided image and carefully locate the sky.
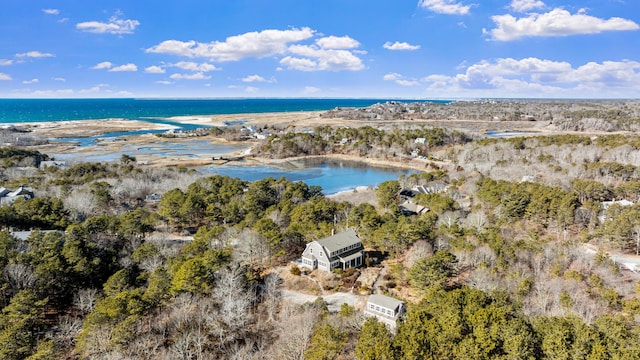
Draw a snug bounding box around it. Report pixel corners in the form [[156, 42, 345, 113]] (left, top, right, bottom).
[[0, 0, 639, 99]]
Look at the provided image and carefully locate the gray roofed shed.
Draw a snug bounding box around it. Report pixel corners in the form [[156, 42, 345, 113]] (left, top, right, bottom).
[[368, 294, 405, 310]]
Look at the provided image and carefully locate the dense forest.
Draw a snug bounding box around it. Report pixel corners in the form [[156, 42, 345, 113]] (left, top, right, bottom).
[[0, 117, 640, 359]]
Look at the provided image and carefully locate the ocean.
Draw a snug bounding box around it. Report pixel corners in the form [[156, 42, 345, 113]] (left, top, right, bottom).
[[0, 98, 451, 123], [1, 98, 435, 194]]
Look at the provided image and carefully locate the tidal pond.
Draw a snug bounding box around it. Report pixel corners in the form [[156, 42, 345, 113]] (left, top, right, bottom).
[[202, 158, 418, 195]]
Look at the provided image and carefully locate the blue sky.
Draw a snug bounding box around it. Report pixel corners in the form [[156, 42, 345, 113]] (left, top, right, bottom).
[[1, 0, 639, 98]]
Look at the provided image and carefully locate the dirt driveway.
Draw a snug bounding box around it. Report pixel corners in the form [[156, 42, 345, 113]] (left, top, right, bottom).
[[281, 289, 367, 312]]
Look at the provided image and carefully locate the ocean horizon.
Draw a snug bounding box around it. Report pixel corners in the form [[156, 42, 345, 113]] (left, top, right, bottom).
[[0, 98, 452, 124]]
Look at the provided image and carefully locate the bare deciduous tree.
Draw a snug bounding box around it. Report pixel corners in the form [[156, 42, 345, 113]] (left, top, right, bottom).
[[217, 267, 255, 333], [262, 272, 281, 322], [464, 211, 488, 232], [3, 262, 36, 295], [267, 302, 321, 360], [74, 288, 98, 314]]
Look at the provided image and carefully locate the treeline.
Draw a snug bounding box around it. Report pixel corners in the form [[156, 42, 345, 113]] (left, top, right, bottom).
[[0, 146, 49, 169], [354, 286, 639, 360], [253, 125, 470, 159], [321, 99, 640, 132]]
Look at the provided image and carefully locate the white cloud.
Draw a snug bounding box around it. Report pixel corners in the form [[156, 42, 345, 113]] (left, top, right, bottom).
[[279, 56, 317, 71], [281, 44, 364, 71], [0, 73, 11, 81], [16, 51, 54, 58], [76, 14, 140, 35], [146, 27, 366, 73], [22, 78, 39, 84], [172, 61, 218, 72], [30, 89, 74, 97], [79, 86, 105, 94], [243, 75, 277, 85], [147, 28, 315, 61], [92, 61, 113, 70], [0, 59, 13, 66], [557, 60, 640, 85], [383, 41, 420, 51], [42, 9, 60, 15], [316, 36, 360, 49], [488, 8, 639, 41], [396, 79, 421, 86], [78, 84, 112, 94], [146, 40, 198, 57], [245, 86, 259, 93], [169, 72, 212, 80], [109, 64, 137, 72], [242, 75, 265, 82], [53, 77, 66, 82], [383, 73, 402, 81], [421, 57, 640, 97], [156, 80, 174, 85], [509, 0, 545, 12], [383, 72, 420, 86], [145, 66, 165, 74], [302, 86, 320, 94], [419, 0, 472, 15]]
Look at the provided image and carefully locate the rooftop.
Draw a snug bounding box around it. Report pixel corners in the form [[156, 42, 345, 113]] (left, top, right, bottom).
[[367, 294, 405, 310], [317, 229, 361, 253]]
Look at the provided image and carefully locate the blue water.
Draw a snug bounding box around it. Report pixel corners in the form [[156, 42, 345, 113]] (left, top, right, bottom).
[[202, 158, 418, 194], [2, 98, 437, 194], [0, 98, 451, 123]]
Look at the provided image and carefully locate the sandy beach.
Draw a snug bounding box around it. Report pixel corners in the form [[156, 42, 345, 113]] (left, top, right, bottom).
[[14, 110, 608, 171]]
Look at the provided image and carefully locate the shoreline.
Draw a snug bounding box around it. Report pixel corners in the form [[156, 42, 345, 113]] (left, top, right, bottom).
[[11, 109, 636, 174], [248, 153, 437, 172]]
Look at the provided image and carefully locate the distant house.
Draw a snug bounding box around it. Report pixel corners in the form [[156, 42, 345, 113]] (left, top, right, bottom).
[[364, 294, 406, 330], [300, 229, 364, 272], [0, 185, 34, 205], [10, 230, 62, 241], [413, 183, 448, 194], [599, 199, 634, 222], [399, 201, 429, 216], [145, 193, 162, 203], [39, 160, 67, 170], [254, 132, 271, 140], [414, 137, 426, 144]]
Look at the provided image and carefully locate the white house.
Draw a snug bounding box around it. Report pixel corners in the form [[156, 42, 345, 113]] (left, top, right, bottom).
[[599, 199, 634, 222], [300, 229, 364, 272], [0, 185, 34, 205], [364, 294, 406, 330], [39, 160, 67, 170]]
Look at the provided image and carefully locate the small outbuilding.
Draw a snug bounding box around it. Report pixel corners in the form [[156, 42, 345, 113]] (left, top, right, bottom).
[[364, 294, 406, 330]]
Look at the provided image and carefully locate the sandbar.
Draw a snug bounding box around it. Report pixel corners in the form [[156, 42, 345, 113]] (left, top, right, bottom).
[[13, 110, 630, 170]]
